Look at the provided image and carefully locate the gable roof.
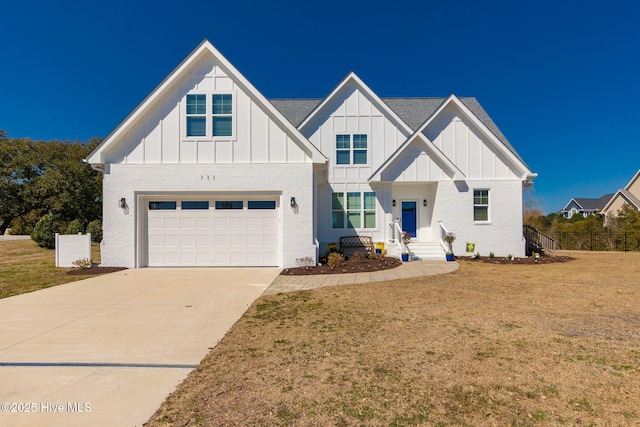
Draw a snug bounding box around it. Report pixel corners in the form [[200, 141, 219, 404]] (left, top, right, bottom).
[[622, 169, 640, 191], [602, 189, 640, 214], [562, 194, 614, 212], [271, 96, 528, 168], [368, 127, 465, 182], [293, 72, 415, 136], [87, 40, 326, 166]]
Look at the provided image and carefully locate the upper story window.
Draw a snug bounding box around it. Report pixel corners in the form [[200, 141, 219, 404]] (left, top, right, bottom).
[[186, 94, 206, 137], [473, 189, 489, 221], [185, 93, 234, 138], [336, 134, 367, 165], [212, 94, 232, 136]]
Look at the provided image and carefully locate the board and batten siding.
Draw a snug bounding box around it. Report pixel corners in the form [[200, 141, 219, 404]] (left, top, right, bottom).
[[102, 56, 311, 165], [304, 85, 410, 184], [425, 104, 519, 180]]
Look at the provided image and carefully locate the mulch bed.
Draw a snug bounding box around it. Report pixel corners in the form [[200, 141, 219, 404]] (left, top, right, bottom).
[[459, 254, 574, 264], [281, 255, 402, 275], [66, 267, 127, 276]]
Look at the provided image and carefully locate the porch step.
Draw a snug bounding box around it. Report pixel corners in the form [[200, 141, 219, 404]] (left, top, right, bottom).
[[387, 242, 446, 261]]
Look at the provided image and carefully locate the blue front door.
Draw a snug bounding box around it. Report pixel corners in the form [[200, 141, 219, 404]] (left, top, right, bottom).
[[402, 201, 417, 238]]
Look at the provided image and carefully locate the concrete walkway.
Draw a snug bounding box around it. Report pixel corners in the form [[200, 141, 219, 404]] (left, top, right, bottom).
[[264, 260, 459, 295]]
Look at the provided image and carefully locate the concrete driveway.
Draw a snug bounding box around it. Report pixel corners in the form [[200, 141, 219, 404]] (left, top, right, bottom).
[[0, 267, 280, 427]]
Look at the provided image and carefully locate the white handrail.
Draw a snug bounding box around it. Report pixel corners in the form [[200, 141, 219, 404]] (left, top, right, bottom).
[[391, 221, 405, 253], [438, 221, 451, 252]]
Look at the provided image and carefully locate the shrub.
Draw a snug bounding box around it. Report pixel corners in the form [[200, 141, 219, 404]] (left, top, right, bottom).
[[31, 212, 60, 249], [489, 252, 495, 259], [87, 219, 103, 243], [327, 252, 346, 268], [66, 219, 84, 234], [295, 257, 315, 268], [72, 258, 93, 269]]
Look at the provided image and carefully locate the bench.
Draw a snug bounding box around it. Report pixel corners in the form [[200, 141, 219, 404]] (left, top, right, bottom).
[[339, 236, 374, 255]]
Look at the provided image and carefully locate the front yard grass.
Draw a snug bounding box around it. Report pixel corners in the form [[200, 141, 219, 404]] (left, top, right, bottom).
[[146, 251, 640, 426], [0, 239, 102, 298]]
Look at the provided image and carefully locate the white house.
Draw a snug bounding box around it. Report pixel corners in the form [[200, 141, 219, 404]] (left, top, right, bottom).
[[87, 40, 536, 268]]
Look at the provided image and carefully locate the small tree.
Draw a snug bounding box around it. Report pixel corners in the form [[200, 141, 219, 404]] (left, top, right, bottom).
[[87, 219, 102, 243], [31, 212, 60, 249], [66, 219, 84, 234]]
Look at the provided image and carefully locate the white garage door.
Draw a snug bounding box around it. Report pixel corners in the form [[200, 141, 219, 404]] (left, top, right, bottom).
[[147, 199, 279, 267]]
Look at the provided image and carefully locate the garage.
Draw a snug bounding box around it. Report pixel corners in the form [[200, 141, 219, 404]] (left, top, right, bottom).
[[146, 198, 280, 267]]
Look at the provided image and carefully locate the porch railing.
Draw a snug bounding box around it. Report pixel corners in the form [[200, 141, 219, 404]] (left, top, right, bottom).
[[437, 221, 451, 252], [523, 225, 557, 255], [390, 220, 405, 253]]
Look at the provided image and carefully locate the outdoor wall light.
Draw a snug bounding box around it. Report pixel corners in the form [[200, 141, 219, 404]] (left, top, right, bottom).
[[290, 197, 296, 208], [392, 199, 396, 207], [119, 198, 126, 208], [423, 199, 428, 207]]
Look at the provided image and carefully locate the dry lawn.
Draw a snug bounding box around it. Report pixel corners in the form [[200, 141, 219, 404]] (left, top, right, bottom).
[[147, 251, 640, 426], [0, 239, 102, 298]]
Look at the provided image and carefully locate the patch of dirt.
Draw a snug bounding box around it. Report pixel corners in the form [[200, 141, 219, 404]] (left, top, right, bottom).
[[66, 267, 127, 276], [459, 254, 574, 264], [281, 255, 402, 275]]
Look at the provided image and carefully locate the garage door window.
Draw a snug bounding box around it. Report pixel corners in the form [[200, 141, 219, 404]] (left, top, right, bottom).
[[149, 201, 177, 210], [248, 201, 276, 209], [215, 201, 243, 209], [181, 201, 209, 210]]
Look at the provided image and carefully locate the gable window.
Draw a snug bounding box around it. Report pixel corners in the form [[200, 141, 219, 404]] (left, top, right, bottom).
[[473, 189, 489, 221], [186, 94, 206, 137], [185, 93, 234, 138], [212, 94, 232, 136], [335, 134, 367, 165], [332, 191, 376, 229]]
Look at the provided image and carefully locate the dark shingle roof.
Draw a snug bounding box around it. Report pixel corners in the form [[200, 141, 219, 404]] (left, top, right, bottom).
[[573, 194, 615, 210], [269, 97, 524, 164]]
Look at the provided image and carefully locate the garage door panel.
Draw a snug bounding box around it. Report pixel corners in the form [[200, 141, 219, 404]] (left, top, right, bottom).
[[196, 217, 211, 229], [180, 235, 196, 247], [147, 198, 279, 267], [180, 217, 196, 229], [163, 217, 179, 228]]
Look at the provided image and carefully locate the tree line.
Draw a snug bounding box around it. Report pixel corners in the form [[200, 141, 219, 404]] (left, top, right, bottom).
[[0, 130, 102, 244]]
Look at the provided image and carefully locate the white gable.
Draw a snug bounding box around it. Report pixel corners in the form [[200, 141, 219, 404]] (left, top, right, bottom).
[[377, 138, 453, 182], [301, 77, 411, 183], [88, 41, 325, 167], [424, 104, 517, 179]]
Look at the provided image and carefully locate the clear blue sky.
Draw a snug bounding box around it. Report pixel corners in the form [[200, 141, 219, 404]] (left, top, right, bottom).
[[2, 0, 639, 213]]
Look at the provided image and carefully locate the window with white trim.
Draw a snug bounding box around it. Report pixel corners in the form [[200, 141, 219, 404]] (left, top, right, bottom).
[[473, 189, 489, 221], [185, 93, 233, 138], [335, 134, 367, 165], [332, 191, 376, 229], [186, 94, 206, 137]]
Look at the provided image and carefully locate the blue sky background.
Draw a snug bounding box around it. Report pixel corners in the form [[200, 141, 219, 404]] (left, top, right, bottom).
[[1, 0, 638, 213]]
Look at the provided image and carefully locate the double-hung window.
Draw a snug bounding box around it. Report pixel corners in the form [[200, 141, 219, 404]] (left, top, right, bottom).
[[332, 191, 376, 229], [212, 94, 232, 136], [473, 189, 489, 221], [335, 134, 367, 165], [185, 93, 233, 138], [186, 94, 206, 137]]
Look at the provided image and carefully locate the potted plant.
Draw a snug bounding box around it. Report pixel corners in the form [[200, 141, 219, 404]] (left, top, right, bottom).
[[401, 232, 412, 262], [444, 232, 456, 261]]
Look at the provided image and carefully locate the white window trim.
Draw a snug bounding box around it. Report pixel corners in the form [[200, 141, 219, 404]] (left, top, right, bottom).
[[334, 133, 369, 166], [183, 90, 237, 141], [331, 191, 377, 230], [473, 189, 490, 223]]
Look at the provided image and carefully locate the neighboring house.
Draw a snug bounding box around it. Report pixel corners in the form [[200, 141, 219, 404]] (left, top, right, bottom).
[[87, 40, 536, 268], [561, 194, 613, 219], [602, 169, 640, 222]]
